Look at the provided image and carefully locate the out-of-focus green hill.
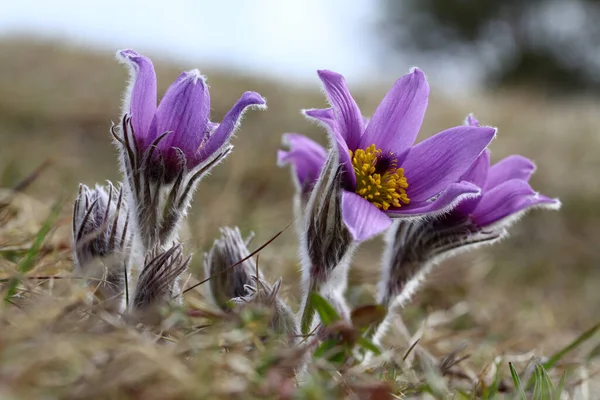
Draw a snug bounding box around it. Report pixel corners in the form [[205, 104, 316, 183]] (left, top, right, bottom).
[[1, 38, 599, 345]]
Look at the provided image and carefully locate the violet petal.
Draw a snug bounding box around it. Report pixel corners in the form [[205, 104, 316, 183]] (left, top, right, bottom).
[[361, 68, 429, 163], [472, 179, 538, 227], [303, 108, 336, 132], [304, 107, 355, 187], [466, 113, 480, 127], [460, 149, 490, 188], [198, 91, 266, 162], [150, 70, 210, 159], [317, 70, 364, 150], [485, 155, 537, 190], [386, 181, 481, 217], [117, 49, 157, 144], [278, 134, 327, 191], [341, 191, 393, 242], [401, 126, 496, 202]]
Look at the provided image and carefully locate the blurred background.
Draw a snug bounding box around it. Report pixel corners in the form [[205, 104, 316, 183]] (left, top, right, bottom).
[[1, 0, 599, 354]]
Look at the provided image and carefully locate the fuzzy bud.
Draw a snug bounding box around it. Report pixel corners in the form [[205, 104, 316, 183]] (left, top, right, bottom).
[[132, 243, 190, 310], [298, 151, 356, 334], [203, 226, 258, 312], [301, 151, 356, 293], [72, 182, 131, 313]]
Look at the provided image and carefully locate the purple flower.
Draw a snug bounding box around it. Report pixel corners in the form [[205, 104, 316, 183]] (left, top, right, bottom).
[[117, 49, 266, 181], [114, 49, 266, 252], [375, 115, 561, 309], [280, 69, 496, 241], [277, 133, 327, 195], [452, 115, 561, 229]]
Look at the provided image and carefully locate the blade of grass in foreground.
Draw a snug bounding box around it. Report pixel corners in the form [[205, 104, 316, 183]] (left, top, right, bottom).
[[509, 362, 527, 400], [543, 322, 600, 370], [555, 371, 567, 398], [4, 199, 62, 301], [532, 364, 554, 399]]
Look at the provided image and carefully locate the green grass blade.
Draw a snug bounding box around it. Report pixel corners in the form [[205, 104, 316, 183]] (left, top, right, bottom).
[[4, 200, 62, 301], [532, 364, 554, 400], [509, 362, 527, 400], [356, 336, 381, 356], [484, 363, 502, 399], [532, 364, 542, 400], [543, 322, 600, 370], [554, 371, 567, 399]]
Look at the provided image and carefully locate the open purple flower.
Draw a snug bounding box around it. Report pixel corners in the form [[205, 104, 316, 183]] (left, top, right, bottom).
[[117, 49, 266, 182], [376, 114, 561, 310], [280, 69, 496, 241]]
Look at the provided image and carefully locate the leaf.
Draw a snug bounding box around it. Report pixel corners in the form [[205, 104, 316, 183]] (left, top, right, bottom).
[[351, 304, 387, 330], [509, 362, 527, 400], [532, 364, 554, 400], [4, 199, 62, 301], [554, 371, 567, 399], [484, 363, 502, 399], [543, 322, 600, 370], [310, 292, 340, 327], [314, 338, 345, 364], [356, 336, 381, 356]]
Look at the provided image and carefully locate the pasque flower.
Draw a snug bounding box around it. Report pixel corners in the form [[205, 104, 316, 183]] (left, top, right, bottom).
[[280, 68, 496, 242], [117, 49, 266, 182], [281, 69, 495, 334], [445, 114, 561, 231], [114, 49, 266, 253], [377, 114, 561, 309]]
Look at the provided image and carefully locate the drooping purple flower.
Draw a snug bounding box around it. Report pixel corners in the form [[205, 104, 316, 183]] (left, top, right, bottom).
[[279, 69, 496, 242], [113, 49, 266, 252], [117, 49, 266, 182], [451, 114, 561, 229], [376, 114, 561, 310]]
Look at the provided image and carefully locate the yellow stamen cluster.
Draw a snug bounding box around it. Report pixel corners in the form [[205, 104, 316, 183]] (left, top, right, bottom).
[[350, 144, 410, 210]]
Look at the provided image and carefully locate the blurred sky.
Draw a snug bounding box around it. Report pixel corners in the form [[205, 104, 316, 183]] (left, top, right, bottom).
[[0, 0, 398, 87]]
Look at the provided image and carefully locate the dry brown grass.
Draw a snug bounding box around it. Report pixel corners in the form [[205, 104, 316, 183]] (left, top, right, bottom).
[[0, 37, 599, 398]]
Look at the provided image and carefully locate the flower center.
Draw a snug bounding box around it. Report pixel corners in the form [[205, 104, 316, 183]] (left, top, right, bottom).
[[349, 144, 410, 210]]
